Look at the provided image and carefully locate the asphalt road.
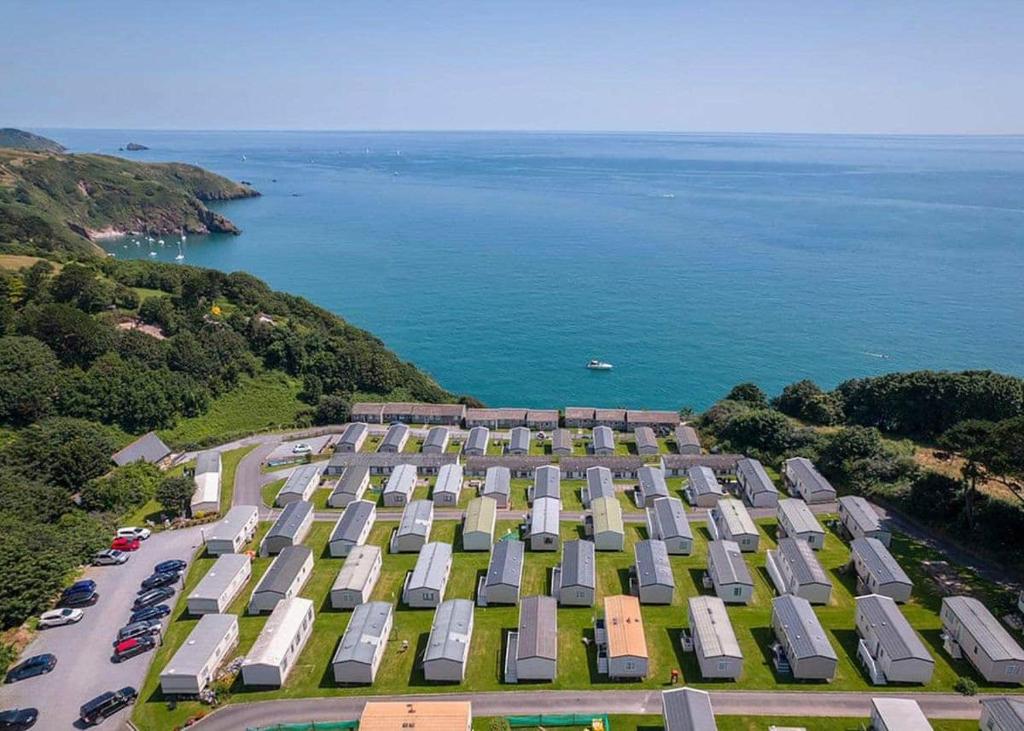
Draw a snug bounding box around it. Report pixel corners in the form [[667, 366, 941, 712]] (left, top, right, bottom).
[[0, 526, 202, 730]]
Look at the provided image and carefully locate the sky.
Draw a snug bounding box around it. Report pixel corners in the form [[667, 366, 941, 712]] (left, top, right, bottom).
[[3, 0, 1023, 134]]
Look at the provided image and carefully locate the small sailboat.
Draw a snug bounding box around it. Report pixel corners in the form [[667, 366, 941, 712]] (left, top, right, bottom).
[[586, 359, 614, 370]]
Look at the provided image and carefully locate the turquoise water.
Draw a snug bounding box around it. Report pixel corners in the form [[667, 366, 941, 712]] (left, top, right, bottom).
[[49, 129, 1024, 409]]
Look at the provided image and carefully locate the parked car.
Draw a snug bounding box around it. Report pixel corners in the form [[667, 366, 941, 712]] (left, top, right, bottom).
[[59, 586, 98, 607], [115, 620, 161, 645], [4, 654, 56, 683], [139, 571, 180, 592], [38, 608, 84, 628], [116, 526, 151, 541], [92, 549, 129, 566], [133, 586, 174, 610], [61, 579, 96, 597], [129, 604, 171, 624], [153, 559, 187, 574], [291, 442, 312, 454], [112, 636, 157, 663], [79, 687, 137, 726], [110, 537, 141, 552], [0, 708, 38, 730]]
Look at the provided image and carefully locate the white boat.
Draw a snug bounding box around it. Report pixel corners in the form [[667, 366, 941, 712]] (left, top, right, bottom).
[[586, 359, 614, 370], [174, 254, 184, 261], [148, 251, 157, 257]]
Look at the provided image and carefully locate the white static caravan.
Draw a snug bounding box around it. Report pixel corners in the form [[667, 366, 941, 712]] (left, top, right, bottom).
[[552, 539, 596, 607], [248, 545, 314, 615], [633, 426, 660, 456], [159, 613, 239, 696], [421, 425, 451, 455], [783, 457, 837, 504], [582, 465, 615, 508], [592, 425, 616, 455], [850, 537, 913, 603], [378, 422, 410, 453], [478, 538, 524, 606], [870, 698, 933, 731], [275, 463, 323, 506], [463, 426, 491, 456], [331, 545, 382, 610], [187, 553, 251, 615], [709, 498, 759, 552], [423, 599, 475, 683], [661, 687, 718, 731], [635, 466, 671, 507], [332, 601, 393, 684], [431, 462, 464, 506], [336, 421, 369, 453], [529, 464, 561, 504], [839, 495, 892, 546], [941, 596, 1024, 684], [327, 464, 370, 508], [505, 595, 558, 683], [688, 595, 743, 681], [633, 539, 675, 605], [381, 463, 417, 507], [205, 505, 259, 555], [328, 499, 376, 558], [645, 496, 693, 555], [190, 450, 223, 515], [528, 496, 561, 552], [776, 498, 826, 550], [596, 594, 648, 680], [855, 594, 935, 685], [685, 465, 725, 508], [767, 537, 833, 605], [674, 425, 702, 456], [261, 500, 314, 556], [551, 428, 574, 457], [706, 540, 754, 605], [481, 465, 511, 508], [735, 457, 778, 508], [507, 426, 531, 455], [979, 697, 1024, 731], [771, 594, 838, 681], [403, 541, 453, 608], [462, 496, 497, 551], [390, 499, 434, 553], [241, 597, 315, 687]]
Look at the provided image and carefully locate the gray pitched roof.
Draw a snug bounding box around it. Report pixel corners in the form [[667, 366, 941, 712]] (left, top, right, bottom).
[[162, 613, 237, 678], [266, 500, 313, 541], [686, 465, 723, 498], [943, 596, 1024, 662], [785, 457, 836, 498], [517, 595, 557, 661], [777, 537, 832, 587], [331, 465, 370, 499], [634, 426, 658, 450], [112, 431, 171, 466], [650, 497, 692, 541], [254, 545, 312, 596], [423, 426, 450, 450], [330, 500, 375, 545], [189, 553, 250, 601], [380, 422, 409, 449], [207, 505, 257, 543], [851, 537, 911, 587], [195, 450, 221, 475], [773, 594, 837, 661], [561, 456, 646, 473], [840, 495, 885, 533], [638, 466, 670, 500], [395, 499, 434, 538], [530, 496, 561, 536], [470, 456, 549, 473], [407, 542, 452, 591], [674, 425, 701, 450], [338, 421, 368, 447], [662, 687, 717, 731], [424, 599, 474, 663], [552, 429, 573, 452], [586, 466, 615, 502], [736, 457, 777, 497], [855, 594, 933, 662], [483, 466, 511, 497], [560, 539, 595, 589], [383, 463, 417, 497], [466, 426, 490, 452], [279, 463, 323, 498], [332, 601, 392, 666], [980, 698, 1024, 731], [662, 453, 742, 471], [777, 498, 825, 536], [707, 540, 753, 587], [635, 539, 674, 588], [688, 596, 742, 661], [333, 545, 381, 593], [485, 538, 524, 589], [533, 465, 561, 501], [592, 426, 615, 451], [509, 427, 531, 452], [432, 463, 464, 497]]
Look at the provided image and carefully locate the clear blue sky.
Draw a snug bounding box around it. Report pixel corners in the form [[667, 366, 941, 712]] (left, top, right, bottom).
[[3, 0, 1023, 133]]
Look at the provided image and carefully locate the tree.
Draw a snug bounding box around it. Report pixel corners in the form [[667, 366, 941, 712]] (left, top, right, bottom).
[[156, 475, 194, 517], [4, 417, 116, 491], [0, 336, 62, 425], [16, 303, 114, 368], [80, 462, 161, 514], [939, 419, 996, 529], [718, 409, 796, 457], [774, 379, 844, 425], [314, 394, 351, 425], [724, 383, 768, 408]]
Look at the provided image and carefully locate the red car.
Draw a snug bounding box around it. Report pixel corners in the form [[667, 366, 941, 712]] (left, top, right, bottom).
[[110, 537, 141, 552], [112, 636, 156, 663]]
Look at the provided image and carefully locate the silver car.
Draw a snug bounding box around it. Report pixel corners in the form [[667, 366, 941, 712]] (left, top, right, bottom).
[[38, 607, 84, 628], [93, 549, 129, 566]]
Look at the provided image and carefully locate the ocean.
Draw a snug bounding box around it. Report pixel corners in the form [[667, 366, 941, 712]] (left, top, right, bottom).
[[46, 129, 1024, 410]]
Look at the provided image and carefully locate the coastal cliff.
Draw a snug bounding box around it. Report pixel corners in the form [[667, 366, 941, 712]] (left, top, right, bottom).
[[0, 128, 65, 152]]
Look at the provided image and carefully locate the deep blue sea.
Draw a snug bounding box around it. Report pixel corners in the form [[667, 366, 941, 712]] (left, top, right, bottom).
[[43, 130, 1024, 409]]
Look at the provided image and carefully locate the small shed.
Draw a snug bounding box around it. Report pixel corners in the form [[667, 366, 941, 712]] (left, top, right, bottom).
[[464, 426, 491, 456], [382, 463, 417, 507], [850, 536, 913, 603], [587, 496, 625, 551], [529, 464, 561, 504], [422, 425, 451, 454], [332, 601, 393, 684], [688, 596, 743, 680], [770, 594, 838, 680], [661, 687, 717, 730], [551, 428, 574, 456], [328, 499, 376, 558], [855, 594, 934, 684], [327, 464, 370, 508], [478, 538, 524, 606], [241, 596, 315, 687], [783, 457, 837, 504], [507, 427, 532, 455], [634, 426, 660, 455], [403, 541, 453, 608], [336, 422, 368, 453], [596, 594, 648, 680], [710, 498, 759, 552], [768, 537, 833, 605], [378, 422, 410, 453], [553, 539, 596, 607], [423, 599, 475, 682], [776, 498, 826, 550], [839, 495, 891, 546], [674, 425, 702, 456], [592, 425, 616, 455], [645, 496, 693, 555], [248, 545, 314, 614], [481, 465, 511, 508], [330, 544, 382, 610], [870, 698, 933, 731], [191, 450, 223, 515], [706, 540, 754, 605], [505, 595, 557, 683], [633, 539, 675, 605], [159, 613, 238, 696], [528, 496, 561, 551], [205, 505, 258, 555], [685, 465, 724, 508], [432, 463, 464, 506], [261, 499, 314, 556], [390, 499, 434, 553], [275, 463, 323, 506], [940, 596, 1024, 684], [582, 465, 615, 508], [636, 465, 670, 507], [187, 553, 251, 615], [736, 457, 778, 508], [462, 496, 497, 551]]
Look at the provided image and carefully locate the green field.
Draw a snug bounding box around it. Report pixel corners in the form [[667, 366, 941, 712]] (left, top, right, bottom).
[[133, 509, 1022, 729]]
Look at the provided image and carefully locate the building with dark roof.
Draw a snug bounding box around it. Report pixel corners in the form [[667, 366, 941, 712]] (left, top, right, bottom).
[[850, 537, 913, 603], [378, 422, 410, 453], [505, 595, 557, 683], [561, 456, 645, 480], [507, 427, 531, 455], [481, 465, 512, 507], [275, 463, 323, 506], [328, 499, 376, 557], [431, 463, 464, 506], [463, 426, 491, 456], [261, 500, 314, 556], [633, 539, 675, 605], [645, 496, 693, 554], [592, 425, 616, 455], [706, 540, 754, 605], [403, 541, 453, 608], [325, 451, 456, 477], [332, 601, 393, 684], [980, 697, 1024, 731], [248, 545, 314, 614], [839, 495, 891, 546], [423, 599, 475, 682], [776, 498, 826, 550], [855, 594, 934, 684], [336, 422, 369, 453], [783, 457, 837, 504], [770, 595, 838, 680], [661, 453, 741, 478], [767, 537, 833, 605], [582, 465, 615, 508], [634, 426, 660, 455], [327, 465, 370, 508], [478, 538, 524, 606], [736, 457, 778, 508], [529, 464, 561, 504], [553, 539, 595, 606], [661, 687, 717, 731], [551, 428, 574, 456], [112, 431, 171, 466], [685, 465, 725, 508], [421, 426, 451, 454], [673, 425, 701, 456], [941, 595, 1024, 684], [636, 465, 670, 507]]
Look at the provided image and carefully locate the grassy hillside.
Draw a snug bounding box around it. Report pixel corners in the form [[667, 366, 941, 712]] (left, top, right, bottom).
[[0, 128, 64, 152]]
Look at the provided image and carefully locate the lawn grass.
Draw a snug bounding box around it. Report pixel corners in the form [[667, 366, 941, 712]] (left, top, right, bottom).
[[133, 510, 1024, 729], [157, 371, 305, 448], [472, 716, 978, 731], [260, 478, 286, 508]]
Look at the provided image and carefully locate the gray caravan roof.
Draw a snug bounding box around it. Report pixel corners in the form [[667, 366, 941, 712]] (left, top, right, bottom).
[[254, 545, 312, 596], [674, 425, 701, 449], [112, 431, 171, 466], [634, 427, 658, 450], [466, 426, 490, 452], [280, 463, 323, 497], [381, 422, 409, 449], [688, 596, 742, 660], [840, 495, 885, 533], [638, 466, 670, 499], [736, 458, 777, 497], [384, 464, 417, 496], [662, 687, 716, 731], [424, 599, 474, 663], [980, 698, 1024, 731], [552, 429, 573, 451], [509, 427, 531, 452], [586, 466, 616, 501], [408, 542, 452, 591], [432, 463, 464, 497], [533, 465, 561, 501], [943, 596, 1024, 662], [592, 426, 615, 451], [635, 539, 674, 588], [777, 538, 831, 586], [208, 505, 258, 542], [338, 421, 368, 447], [483, 466, 512, 497], [266, 500, 313, 541], [560, 539, 596, 590], [332, 601, 392, 666], [195, 450, 221, 475], [396, 499, 434, 538], [707, 540, 753, 587], [190, 553, 250, 601], [686, 465, 723, 497], [331, 465, 370, 499], [517, 595, 557, 661], [162, 613, 237, 679], [773, 594, 837, 661], [330, 500, 375, 544], [530, 496, 561, 536], [333, 545, 382, 592], [650, 497, 693, 541], [785, 457, 836, 497], [485, 539, 524, 589], [777, 498, 825, 536], [423, 426, 450, 450], [851, 537, 911, 587], [855, 594, 932, 662]]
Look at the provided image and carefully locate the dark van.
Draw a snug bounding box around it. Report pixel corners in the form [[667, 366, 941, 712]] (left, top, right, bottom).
[[79, 686, 137, 726]]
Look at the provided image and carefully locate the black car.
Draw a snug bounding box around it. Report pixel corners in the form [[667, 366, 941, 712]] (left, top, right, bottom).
[[4, 654, 56, 683], [59, 587, 99, 607], [79, 686, 137, 726], [0, 708, 38, 730], [153, 559, 187, 574], [138, 571, 180, 592], [129, 603, 171, 624], [133, 586, 174, 610], [61, 579, 96, 597], [114, 620, 161, 645]]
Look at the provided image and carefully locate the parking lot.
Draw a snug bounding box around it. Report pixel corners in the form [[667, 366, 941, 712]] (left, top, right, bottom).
[[0, 526, 202, 729]]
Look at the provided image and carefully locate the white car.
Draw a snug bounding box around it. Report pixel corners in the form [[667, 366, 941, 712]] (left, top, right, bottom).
[[116, 526, 151, 541], [38, 608, 84, 628], [291, 443, 312, 454]]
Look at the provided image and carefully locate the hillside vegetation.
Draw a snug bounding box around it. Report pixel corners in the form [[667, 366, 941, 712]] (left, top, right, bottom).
[[0, 128, 65, 152]]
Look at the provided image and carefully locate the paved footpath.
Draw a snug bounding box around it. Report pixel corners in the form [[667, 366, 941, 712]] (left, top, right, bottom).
[[191, 689, 984, 730]]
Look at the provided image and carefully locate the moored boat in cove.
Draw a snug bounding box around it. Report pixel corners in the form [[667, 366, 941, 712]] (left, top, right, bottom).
[[587, 359, 613, 370]]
